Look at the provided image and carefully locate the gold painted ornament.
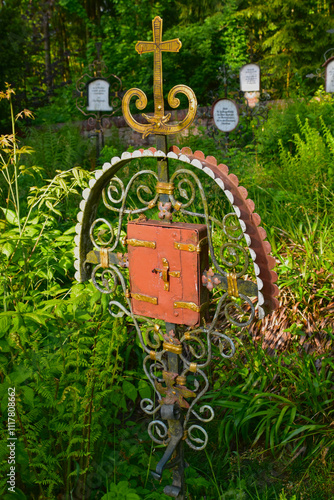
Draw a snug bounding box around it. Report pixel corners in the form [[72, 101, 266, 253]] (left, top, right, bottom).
[[122, 16, 197, 138]]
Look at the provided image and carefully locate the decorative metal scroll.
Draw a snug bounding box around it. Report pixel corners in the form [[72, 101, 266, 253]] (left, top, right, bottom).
[[74, 43, 123, 125], [122, 16, 197, 137], [75, 148, 278, 449], [73, 11, 281, 497], [74, 146, 279, 498]]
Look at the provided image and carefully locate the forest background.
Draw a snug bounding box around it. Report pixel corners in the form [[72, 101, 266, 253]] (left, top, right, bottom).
[[1, 0, 334, 121], [0, 1, 334, 500]]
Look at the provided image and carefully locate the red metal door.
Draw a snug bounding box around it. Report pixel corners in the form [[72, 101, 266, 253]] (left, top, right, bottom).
[[126, 220, 209, 326]]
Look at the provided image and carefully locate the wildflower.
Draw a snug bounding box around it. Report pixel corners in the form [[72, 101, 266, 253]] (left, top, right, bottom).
[[16, 109, 34, 120], [0, 83, 15, 100]]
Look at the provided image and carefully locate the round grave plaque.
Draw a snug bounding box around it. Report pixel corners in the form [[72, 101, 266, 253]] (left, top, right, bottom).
[[212, 98, 239, 132]]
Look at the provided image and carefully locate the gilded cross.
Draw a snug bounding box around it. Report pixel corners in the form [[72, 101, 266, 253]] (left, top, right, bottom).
[[136, 16, 181, 119], [122, 16, 197, 138]]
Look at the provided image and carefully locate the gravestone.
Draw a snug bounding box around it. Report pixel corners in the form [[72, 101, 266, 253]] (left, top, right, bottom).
[[323, 57, 334, 93], [240, 63, 261, 92], [87, 78, 113, 111]]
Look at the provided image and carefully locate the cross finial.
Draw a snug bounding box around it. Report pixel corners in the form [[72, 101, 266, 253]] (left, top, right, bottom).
[[122, 16, 197, 138]]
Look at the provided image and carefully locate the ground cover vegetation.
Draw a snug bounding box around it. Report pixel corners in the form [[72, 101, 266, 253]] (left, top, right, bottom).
[[0, 2, 334, 499], [1, 82, 333, 499]]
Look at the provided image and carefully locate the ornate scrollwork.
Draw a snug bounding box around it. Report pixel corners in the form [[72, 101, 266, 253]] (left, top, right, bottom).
[[89, 218, 114, 248], [170, 169, 252, 285], [148, 420, 170, 445], [144, 325, 163, 350], [191, 405, 215, 424], [75, 143, 280, 500], [122, 17, 197, 138], [185, 425, 208, 451], [86, 162, 256, 454], [222, 213, 244, 241], [91, 265, 118, 294], [211, 331, 236, 358]]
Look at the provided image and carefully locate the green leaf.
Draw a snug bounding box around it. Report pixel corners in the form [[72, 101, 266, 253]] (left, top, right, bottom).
[[122, 381, 137, 402], [21, 386, 34, 407], [0, 207, 18, 225], [0, 315, 11, 336], [0, 339, 11, 352], [138, 380, 151, 400], [1, 241, 14, 257]]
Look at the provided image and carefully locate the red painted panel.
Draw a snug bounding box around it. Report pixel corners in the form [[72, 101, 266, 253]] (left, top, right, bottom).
[[127, 220, 208, 326]]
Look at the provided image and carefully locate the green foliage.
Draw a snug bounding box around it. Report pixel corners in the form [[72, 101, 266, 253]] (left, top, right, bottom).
[[22, 124, 91, 178], [210, 333, 334, 457], [255, 97, 334, 162], [258, 115, 334, 215], [237, 0, 333, 96], [1, 83, 334, 499]]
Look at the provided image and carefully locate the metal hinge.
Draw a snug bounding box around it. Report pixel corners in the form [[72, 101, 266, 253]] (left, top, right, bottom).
[[174, 237, 208, 253], [129, 292, 158, 305], [124, 238, 156, 249], [173, 301, 209, 313]]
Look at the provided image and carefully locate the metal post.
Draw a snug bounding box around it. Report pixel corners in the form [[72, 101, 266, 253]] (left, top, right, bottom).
[[155, 134, 185, 499]]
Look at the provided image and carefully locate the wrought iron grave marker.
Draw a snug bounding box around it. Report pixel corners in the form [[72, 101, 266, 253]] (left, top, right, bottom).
[[74, 16, 279, 499], [74, 42, 123, 157], [212, 98, 239, 132]]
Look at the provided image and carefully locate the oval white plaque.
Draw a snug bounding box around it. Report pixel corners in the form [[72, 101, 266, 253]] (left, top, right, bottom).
[[212, 99, 239, 132]]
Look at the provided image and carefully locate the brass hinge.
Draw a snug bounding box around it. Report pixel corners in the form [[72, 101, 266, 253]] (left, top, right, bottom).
[[173, 301, 209, 313], [125, 238, 156, 249], [174, 236, 208, 253], [131, 292, 158, 305]]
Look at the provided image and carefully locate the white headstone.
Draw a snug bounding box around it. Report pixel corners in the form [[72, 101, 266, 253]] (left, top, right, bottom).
[[212, 99, 239, 132], [87, 79, 113, 111], [240, 64, 261, 92], [325, 59, 334, 93]]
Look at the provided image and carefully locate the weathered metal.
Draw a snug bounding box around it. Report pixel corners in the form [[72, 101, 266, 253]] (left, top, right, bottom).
[[126, 219, 208, 325], [74, 16, 279, 499], [74, 146, 279, 497]]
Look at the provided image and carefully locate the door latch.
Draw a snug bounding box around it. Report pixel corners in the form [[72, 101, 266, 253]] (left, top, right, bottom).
[[152, 258, 181, 291]]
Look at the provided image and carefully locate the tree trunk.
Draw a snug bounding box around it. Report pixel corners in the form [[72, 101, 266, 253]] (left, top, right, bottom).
[[42, 10, 52, 93]]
